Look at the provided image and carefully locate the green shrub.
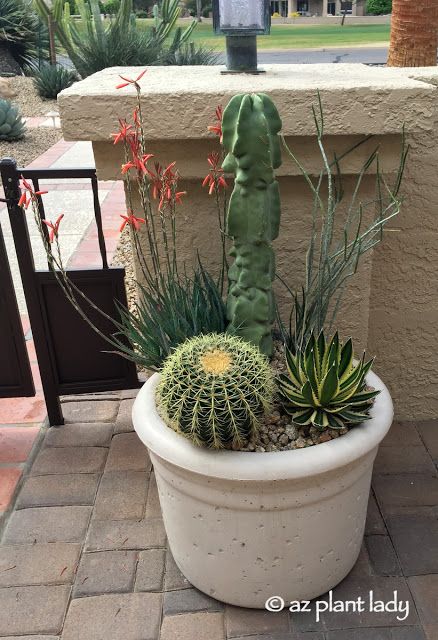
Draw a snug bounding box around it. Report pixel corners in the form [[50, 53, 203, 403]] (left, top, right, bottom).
[[185, 0, 210, 16], [160, 42, 219, 65], [0, 98, 26, 141], [32, 64, 77, 98], [277, 332, 379, 430], [100, 0, 120, 13], [0, 0, 48, 69], [158, 333, 275, 449], [34, 0, 198, 78], [366, 0, 391, 15]]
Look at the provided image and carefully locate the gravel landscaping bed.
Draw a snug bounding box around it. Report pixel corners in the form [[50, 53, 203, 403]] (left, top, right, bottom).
[[0, 127, 62, 168], [9, 76, 58, 117], [0, 77, 62, 167]]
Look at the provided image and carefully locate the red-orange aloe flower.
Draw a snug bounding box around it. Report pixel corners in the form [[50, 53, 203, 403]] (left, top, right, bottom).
[[43, 214, 64, 243], [149, 162, 186, 210], [112, 119, 135, 145], [174, 191, 186, 205], [202, 152, 227, 195], [116, 69, 147, 90], [18, 177, 48, 209], [121, 153, 154, 176], [207, 105, 223, 141], [119, 213, 146, 232]]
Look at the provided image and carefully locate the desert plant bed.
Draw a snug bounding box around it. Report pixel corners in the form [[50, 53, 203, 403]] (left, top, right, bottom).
[[7, 76, 57, 117]]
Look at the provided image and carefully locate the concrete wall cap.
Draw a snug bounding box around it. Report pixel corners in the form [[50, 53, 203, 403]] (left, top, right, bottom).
[[58, 64, 437, 141]]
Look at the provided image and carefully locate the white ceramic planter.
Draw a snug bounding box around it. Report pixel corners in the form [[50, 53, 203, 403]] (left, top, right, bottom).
[[132, 371, 393, 609]]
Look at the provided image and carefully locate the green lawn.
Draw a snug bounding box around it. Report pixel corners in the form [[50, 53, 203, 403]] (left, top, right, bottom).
[[138, 19, 391, 50]]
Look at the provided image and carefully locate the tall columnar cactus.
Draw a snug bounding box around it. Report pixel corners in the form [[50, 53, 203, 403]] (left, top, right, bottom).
[[222, 93, 282, 356]]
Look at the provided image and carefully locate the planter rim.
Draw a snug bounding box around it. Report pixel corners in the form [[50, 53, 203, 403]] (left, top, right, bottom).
[[132, 370, 393, 482]]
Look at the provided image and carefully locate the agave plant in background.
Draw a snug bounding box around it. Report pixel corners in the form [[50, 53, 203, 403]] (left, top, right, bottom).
[[31, 63, 78, 98], [277, 331, 380, 430], [0, 0, 48, 72], [0, 99, 26, 141], [159, 42, 219, 66], [33, 0, 198, 78]]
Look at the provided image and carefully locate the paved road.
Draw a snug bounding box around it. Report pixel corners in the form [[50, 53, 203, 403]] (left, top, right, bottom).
[[59, 47, 389, 70], [254, 47, 388, 65]]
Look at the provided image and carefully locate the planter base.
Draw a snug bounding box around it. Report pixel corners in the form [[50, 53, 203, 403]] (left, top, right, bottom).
[[133, 371, 393, 608]]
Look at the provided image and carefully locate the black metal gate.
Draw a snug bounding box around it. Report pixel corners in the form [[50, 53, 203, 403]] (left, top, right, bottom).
[[0, 220, 34, 399], [0, 158, 139, 426]]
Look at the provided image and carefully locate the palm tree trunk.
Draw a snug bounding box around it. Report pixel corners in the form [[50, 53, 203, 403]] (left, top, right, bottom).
[[388, 0, 438, 67]]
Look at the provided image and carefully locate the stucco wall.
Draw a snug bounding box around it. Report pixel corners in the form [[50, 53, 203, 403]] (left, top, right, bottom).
[[59, 64, 438, 420]]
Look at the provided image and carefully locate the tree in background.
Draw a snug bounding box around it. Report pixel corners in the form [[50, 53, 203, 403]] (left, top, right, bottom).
[[366, 0, 391, 15], [184, 0, 211, 19], [388, 0, 438, 66]]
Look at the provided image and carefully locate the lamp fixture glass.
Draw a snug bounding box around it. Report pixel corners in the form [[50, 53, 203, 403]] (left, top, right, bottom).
[[213, 0, 271, 36]]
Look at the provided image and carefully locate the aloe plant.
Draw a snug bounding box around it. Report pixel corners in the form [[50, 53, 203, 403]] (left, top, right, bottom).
[[277, 331, 379, 430]]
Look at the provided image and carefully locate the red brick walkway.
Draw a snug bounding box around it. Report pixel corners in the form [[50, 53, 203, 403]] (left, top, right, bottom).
[[0, 139, 127, 523]]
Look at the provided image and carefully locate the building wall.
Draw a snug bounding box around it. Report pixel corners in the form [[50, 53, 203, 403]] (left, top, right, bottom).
[[59, 64, 438, 421], [271, 0, 368, 16]]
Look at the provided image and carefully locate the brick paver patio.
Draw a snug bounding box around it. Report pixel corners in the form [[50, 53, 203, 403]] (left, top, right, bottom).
[[0, 137, 128, 522], [0, 391, 437, 639]]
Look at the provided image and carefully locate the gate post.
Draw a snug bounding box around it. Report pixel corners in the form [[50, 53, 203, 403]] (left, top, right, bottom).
[[0, 158, 64, 425]]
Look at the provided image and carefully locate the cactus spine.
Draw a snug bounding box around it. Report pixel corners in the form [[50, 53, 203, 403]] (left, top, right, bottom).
[[157, 333, 274, 449], [222, 93, 282, 357]]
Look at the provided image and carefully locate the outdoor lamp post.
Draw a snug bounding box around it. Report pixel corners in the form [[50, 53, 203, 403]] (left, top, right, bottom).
[[212, 0, 271, 73]]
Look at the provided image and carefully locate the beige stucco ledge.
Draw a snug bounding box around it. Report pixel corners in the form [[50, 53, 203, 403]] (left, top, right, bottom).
[[58, 64, 436, 143]]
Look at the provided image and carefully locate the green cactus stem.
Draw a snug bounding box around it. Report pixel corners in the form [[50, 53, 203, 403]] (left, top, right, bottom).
[[222, 93, 282, 356]]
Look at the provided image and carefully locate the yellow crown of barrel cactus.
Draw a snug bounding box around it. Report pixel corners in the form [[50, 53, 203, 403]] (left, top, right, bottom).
[[157, 333, 275, 449]]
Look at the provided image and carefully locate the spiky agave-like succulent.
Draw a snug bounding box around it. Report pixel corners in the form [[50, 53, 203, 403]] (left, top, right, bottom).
[[157, 333, 275, 449], [277, 332, 379, 430], [0, 99, 26, 141]]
